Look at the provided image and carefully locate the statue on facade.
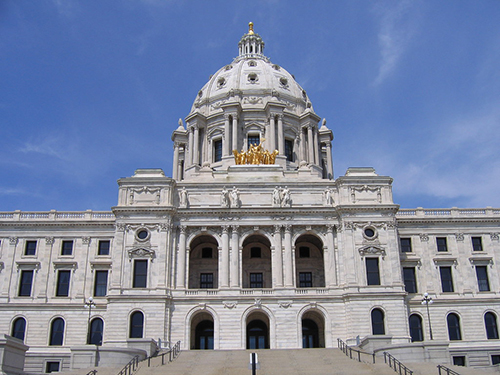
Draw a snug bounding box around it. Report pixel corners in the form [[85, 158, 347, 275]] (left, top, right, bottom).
[[179, 187, 189, 208], [273, 186, 281, 207], [324, 188, 334, 206], [232, 139, 278, 165], [230, 186, 240, 208], [221, 187, 230, 208], [281, 186, 291, 207]]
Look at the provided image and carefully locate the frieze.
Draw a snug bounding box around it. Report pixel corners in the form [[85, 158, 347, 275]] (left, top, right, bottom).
[[242, 96, 263, 105], [272, 216, 293, 221]]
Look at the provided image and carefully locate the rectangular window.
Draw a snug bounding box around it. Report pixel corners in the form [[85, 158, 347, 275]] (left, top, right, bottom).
[[201, 247, 213, 258], [200, 273, 213, 289], [440, 266, 454, 292], [94, 270, 108, 297], [98, 240, 110, 255], [403, 267, 417, 293], [61, 240, 73, 256], [18, 270, 34, 297], [247, 135, 260, 150], [214, 139, 222, 162], [25, 240, 37, 256], [472, 237, 483, 251], [133, 260, 148, 288], [436, 237, 448, 252], [285, 139, 293, 162], [250, 247, 261, 258], [299, 272, 313, 288], [452, 356, 466, 367], [491, 355, 500, 365], [366, 258, 380, 285], [250, 273, 263, 288], [46, 361, 60, 373], [56, 270, 71, 297], [476, 266, 490, 292], [400, 238, 412, 253], [299, 246, 310, 258]]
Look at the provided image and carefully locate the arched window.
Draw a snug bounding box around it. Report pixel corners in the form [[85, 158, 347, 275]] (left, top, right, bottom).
[[302, 319, 319, 348], [409, 314, 423, 342], [11, 317, 26, 342], [194, 320, 214, 350], [485, 312, 499, 340], [88, 317, 104, 345], [447, 313, 461, 341], [371, 309, 385, 335], [129, 311, 144, 338], [49, 318, 65, 346]]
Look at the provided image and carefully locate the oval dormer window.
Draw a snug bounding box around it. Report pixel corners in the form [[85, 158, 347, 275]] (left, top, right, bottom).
[[248, 73, 258, 84]]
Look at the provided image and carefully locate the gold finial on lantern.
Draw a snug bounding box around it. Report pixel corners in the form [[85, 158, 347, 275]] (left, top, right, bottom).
[[248, 22, 254, 35]]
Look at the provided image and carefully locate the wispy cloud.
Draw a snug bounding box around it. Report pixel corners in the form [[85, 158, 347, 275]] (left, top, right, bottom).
[[19, 136, 67, 160], [373, 0, 419, 85]]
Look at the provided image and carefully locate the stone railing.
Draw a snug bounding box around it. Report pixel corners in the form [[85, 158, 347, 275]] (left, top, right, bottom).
[[397, 208, 499, 218], [0, 210, 115, 221]]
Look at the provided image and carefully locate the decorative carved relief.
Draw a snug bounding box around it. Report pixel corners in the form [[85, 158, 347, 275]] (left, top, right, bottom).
[[128, 247, 156, 260], [419, 234, 429, 242], [223, 301, 237, 309], [455, 233, 464, 241], [82, 237, 91, 245], [358, 245, 386, 257], [129, 187, 161, 206], [9, 237, 18, 245], [491, 233, 499, 241], [278, 300, 293, 309], [242, 96, 263, 105], [45, 237, 55, 245], [350, 186, 382, 204]]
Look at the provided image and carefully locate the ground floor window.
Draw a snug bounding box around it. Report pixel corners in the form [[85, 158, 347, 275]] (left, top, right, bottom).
[[194, 320, 214, 350], [247, 320, 268, 349], [452, 356, 466, 366], [302, 319, 319, 348], [46, 362, 60, 373]]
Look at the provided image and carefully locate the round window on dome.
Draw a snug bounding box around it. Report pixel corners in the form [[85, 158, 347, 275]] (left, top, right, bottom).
[[136, 229, 150, 241], [248, 60, 257, 67], [247, 73, 258, 84], [272, 64, 280, 70], [217, 77, 226, 88], [279, 77, 288, 87]]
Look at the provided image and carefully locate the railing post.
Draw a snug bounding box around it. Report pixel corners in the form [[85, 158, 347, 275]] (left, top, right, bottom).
[[358, 351, 360, 362]]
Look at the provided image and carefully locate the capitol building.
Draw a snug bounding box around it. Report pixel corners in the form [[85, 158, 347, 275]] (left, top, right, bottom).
[[1, 23, 500, 373]]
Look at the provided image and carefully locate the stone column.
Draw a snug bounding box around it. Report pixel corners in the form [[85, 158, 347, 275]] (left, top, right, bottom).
[[177, 226, 187, 289], [300, 128, 306, 164], [277, 114, 284, 155], [220, 226, 230, 288], [224, 114, 230, 157], [325, 225, 337, 287], [193, 125, 200, 165], [232, 115, 238, 153], [326, 142, 333, 179], [187, 128, 193, 167], [230, 225, 240, 287], [284, 225, 294, 287], [272, 225, 283, 287], [172, 143, 180, 180], [307, 125, 314, 164], [269, 115, 276, 151], [313, 127, 320, 165]]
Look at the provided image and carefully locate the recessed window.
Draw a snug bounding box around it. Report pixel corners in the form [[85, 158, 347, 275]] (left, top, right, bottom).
[[472, 237, 483, 251], [46, 362, 60, 373], [299, 272, 312, 288], [133, 260, 148, 288], [409, 314, 423, 342], [213, 139, 222, 162], [302, 89, 307, 99], [250, 273, 263, 288], [250, 247, 261, 258], [403, 267, 417, 293], [485, 312, 499, 340], [285, 139, 293, 162], [49, 318, 65, 346], [279, 77, 288, 86], [447, 313, 461, 341], [247, 73, 258, 83], [491, 355, 500, 365], [201, 247, 213, 259], [366, 258, 380, 285], [436, 237, 448, 252], [98, 240, 110, 256], [136, 229, 149, 241], [56, 270, 71, 297], [224, 65, 232, 71], [364, 228, 376, 238], [453, 356, 465, 366], [272, 64, 280, 70], [94, 270, 108, 297], [129, 311, 144, 338], [299, 246, 310, 258], [25, 240, 37, 256], [248, 60, 257, 67], [400, 238, 412, 253], [18, 270, 34, 297], [200, 273, 214, 289], [371, 309, 385, 335], [247, 135, 260, 149], [61, 240, 73, 256], [217, 77, 226, 88], [440, 266, 454, 292], [89, 317, 103, 346], [476, 266, 490, 292], [11, 317, 26, 342]]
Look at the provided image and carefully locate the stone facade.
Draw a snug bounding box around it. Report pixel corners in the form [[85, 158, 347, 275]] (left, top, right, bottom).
[[1, 24, 500, 373]]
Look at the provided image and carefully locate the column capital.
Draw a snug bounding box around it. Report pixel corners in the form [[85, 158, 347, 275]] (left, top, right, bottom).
[[231, 225, 240, 232], [221, 225, 229, 234], [273, 224, 282, 234], [179, 225, 187, 234], [224, 114, 231, 121], [284, 224, 292, 233]]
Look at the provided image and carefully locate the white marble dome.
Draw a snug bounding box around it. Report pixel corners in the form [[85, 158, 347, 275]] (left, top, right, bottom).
[[190, 23, 314, 117]]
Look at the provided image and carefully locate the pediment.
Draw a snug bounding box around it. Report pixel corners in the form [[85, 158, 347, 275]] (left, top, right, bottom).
[[128, 247, 156, 260]]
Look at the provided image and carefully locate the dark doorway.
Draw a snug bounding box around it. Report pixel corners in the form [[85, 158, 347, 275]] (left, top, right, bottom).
[[302, 319, 320, 348], [247, 320, 269, 349], [194, 320, 214, 349]]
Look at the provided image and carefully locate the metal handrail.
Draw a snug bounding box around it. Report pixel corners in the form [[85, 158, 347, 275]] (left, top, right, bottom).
[[146, 340, 182, 367], [437, 364, 461, 375], [337, 338, 376, 364], [117, 355, 139, 375], [86, 371, 97, 375], [383, 352, 413, 375]]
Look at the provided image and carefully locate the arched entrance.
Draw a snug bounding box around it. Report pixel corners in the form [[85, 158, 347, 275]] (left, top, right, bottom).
[[191, 312, 214, 350], [246, 312, 270, 349], [301, 310, 325, 348]]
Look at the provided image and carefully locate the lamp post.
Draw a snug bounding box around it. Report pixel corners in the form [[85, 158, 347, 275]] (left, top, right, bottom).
[[421, 292, 433, 340], [85, 297, 96, 344]]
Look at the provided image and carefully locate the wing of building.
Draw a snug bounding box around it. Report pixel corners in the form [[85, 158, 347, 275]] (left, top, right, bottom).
[[1, 23, 500, 373]]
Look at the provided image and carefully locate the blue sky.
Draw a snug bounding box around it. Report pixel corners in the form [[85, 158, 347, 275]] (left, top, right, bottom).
[[1, 0, 500, 211]]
